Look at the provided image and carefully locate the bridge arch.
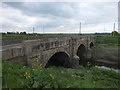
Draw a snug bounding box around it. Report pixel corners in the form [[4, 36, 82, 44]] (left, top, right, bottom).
[[90, 42, 94, 48], [45, 51, 70, 68], [77, 44, 86, 64]]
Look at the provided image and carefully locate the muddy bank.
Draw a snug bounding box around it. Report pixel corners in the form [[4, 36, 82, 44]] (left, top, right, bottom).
[[91, 58, 119, 69], [89, 44, 119, 69]]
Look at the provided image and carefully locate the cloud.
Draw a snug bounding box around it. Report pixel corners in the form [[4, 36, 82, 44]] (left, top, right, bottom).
[[4, 2, 76, 18], [2, 3, 37, 32], [1, 2, 118, 33]]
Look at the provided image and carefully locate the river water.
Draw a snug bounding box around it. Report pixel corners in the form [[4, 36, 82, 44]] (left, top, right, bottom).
[[79, 57, 120, 74], [95, 65, 120, 74]]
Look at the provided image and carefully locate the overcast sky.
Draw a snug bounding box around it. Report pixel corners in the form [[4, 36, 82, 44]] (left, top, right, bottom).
[[1, 2, 118, 33]]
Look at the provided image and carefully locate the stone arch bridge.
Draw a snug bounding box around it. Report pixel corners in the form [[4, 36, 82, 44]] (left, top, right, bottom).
[[2, 35, 96, 68]]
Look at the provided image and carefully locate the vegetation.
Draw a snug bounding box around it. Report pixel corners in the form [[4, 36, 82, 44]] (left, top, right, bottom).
[[91, 35, 120, 63], [2, 32, 96, 38], [6, 31, 27, 35], [2, 60, 120, 88], [96, 35, 119, 46], [0, 60, 1, 77], [112, 31, 119, 37], [2, 34, 35, 38], [94, 32, 111, 35], [0, 60, 1, 89]]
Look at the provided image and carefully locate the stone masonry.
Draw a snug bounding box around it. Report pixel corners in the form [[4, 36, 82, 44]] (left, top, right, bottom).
[[2, 35, 96, 68]]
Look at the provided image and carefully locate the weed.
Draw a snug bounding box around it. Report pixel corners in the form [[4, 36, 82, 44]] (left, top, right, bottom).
[[2, 60, 120, 88]]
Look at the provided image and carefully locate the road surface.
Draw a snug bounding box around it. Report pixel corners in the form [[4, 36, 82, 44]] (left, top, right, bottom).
[[0, 43, 22, 51]]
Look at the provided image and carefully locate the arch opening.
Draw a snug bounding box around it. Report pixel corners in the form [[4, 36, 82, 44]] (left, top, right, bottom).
[[90, 42, 94, 48], [77, 44, 86, 65], [45, 52, 70, 68]]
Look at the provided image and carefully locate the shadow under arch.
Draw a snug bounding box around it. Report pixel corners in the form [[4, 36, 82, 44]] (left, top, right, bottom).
[[77, 44, 86, 65], [45, 52, 70, 68], [90, 42, 94, 48]]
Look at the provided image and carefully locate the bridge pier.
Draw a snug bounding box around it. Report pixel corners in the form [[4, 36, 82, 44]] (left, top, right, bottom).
[[71, 55, 79, 68]]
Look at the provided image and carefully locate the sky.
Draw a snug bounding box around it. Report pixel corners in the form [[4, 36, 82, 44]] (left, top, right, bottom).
[[118, 1, 120, 33], [0, 1, 119, 34]]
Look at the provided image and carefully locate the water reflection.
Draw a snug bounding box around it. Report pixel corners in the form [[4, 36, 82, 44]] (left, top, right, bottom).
[[79, 57, 120, 74]]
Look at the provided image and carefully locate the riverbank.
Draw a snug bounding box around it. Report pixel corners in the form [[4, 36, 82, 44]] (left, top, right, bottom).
[[2, 60, 120, 88], [91, 35, 119, 69]]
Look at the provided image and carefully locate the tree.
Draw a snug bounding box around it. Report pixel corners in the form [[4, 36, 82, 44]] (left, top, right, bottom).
[[111, 31, 118, 36], [7, 32, 15, 34], [20, 31, 26, 35]]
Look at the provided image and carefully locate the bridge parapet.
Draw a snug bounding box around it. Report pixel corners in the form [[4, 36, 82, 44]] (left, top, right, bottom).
[[23, 37, 72, 55]]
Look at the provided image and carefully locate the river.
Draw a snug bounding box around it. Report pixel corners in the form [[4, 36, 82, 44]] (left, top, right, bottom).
[[79, 57, 120, 74], [95, 65, 120, 73]]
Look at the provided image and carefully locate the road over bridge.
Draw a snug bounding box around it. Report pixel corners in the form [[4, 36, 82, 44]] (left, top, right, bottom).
[[2, 35, 96, 68]]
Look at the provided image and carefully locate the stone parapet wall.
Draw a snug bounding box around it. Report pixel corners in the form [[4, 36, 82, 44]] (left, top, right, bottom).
[[2, 35, 66, 46], [2, 46, 23, 60], [2, 35, 95, 46]]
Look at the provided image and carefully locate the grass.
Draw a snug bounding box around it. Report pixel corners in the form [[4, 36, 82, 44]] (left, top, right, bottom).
[[0, 60, 1, 90], [91, 35, 120, 62], [91, 46, 119, 62], [2, 60, 31, 88], [0, 60, 1, 77], [2, 60, 120, 88], [96, 35, 119, 46], [2, 34, 36, 38], [2, 34, 95, 38]]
